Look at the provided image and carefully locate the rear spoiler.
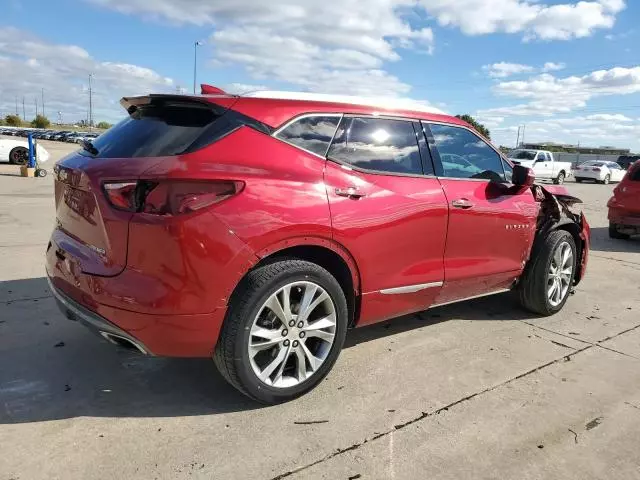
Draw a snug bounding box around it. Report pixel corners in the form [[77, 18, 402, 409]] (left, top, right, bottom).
[[120, 93, 239, 115]]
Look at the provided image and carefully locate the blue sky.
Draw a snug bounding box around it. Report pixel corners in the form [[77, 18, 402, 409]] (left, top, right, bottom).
[[2, 0, 639, 150]]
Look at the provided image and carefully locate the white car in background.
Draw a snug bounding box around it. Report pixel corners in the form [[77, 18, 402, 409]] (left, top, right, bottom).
[[574, 161, 626, 184], [0, 138, 51, 165]]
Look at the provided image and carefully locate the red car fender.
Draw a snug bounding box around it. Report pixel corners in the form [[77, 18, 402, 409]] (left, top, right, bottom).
[[254, 235, 361, 296]]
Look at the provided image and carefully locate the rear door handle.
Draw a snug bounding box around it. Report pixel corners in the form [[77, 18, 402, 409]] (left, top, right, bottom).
[[335, 187, 366, 199], [451, 198, 473, 209]]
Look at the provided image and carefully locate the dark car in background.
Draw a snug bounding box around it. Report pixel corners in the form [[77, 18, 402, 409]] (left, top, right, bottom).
[[617, 155, 640, 170]]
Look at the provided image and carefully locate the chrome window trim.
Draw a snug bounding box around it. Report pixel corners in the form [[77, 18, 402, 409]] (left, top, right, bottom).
[[272, 113, 344, 159], [379, 281, 443, 295]]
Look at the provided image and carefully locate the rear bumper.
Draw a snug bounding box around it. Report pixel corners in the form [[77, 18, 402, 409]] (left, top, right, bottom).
[[608, 205, 640, 229], [48, 277, 151, 354], [48, 274, 228, 357]]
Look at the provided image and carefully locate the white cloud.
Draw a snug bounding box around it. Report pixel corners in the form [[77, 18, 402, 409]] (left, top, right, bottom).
[[0, 27, 174, 123], [418, 0, 625, 40], [492, 113, 640, 149], [88, 0, 625, 98], [479, 66, 640, 118], [542, 62, 566, 72], [483, 62, 535, 78]]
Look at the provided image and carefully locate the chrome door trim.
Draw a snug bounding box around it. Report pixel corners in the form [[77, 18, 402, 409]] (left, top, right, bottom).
[[379, 281, 443, 295], [429, 288, 511, 308]]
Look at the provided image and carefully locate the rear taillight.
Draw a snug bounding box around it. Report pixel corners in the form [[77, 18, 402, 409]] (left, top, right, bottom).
[[592, 168, 601, 172], [103, 180, 242, 215], [103, 182, 138, 210]]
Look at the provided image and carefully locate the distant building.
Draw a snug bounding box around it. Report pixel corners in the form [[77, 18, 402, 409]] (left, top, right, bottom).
[[519, 142, 631, 156]]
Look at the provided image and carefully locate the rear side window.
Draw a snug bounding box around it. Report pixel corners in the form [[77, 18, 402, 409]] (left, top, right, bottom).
[[427, 123, 505, 182], [275, 115, 340, 156], [328, 117, 422, 175], [86, 101, 226, 158], [631, 166, 640, 181]]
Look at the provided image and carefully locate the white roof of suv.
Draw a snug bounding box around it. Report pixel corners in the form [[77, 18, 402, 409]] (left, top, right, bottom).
[[242, 90, 446, 115]]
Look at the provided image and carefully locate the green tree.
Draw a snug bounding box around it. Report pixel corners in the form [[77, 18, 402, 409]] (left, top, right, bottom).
[[455, 114, 491, 140], [31, 114, 50, 129], [5, 114, 22, 127], [96, 121, 112, 129]]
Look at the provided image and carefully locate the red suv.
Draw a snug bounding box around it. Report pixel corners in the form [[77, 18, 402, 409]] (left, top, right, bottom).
[[47, 89, 590, 403], [608, 161, 640, 239]]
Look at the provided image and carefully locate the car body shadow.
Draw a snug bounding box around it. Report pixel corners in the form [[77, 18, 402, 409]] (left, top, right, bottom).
[[1, 277, 537, 424], [588, 227, 639, 254]]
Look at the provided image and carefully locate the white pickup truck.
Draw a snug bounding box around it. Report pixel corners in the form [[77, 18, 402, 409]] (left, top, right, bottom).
[[508, 149, 572, 185]]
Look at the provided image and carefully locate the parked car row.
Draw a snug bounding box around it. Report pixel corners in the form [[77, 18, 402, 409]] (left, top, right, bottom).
[[0, 128, 99, 144]]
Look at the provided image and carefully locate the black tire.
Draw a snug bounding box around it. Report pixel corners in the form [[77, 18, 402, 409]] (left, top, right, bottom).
[[609, 222, 630, 240], [214, 259, 348, 404], [601, 174, 611, 185], [36, 168, 47, 178], [554, 172, 565, 185], [575, 178, 583, 183], [9, 147, 28, 165], [518, 230, 577, 316]]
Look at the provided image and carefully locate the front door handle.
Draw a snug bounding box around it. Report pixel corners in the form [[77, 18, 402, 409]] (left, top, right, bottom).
[[451, 198, 473, 209], [335, 187, 366, 199]]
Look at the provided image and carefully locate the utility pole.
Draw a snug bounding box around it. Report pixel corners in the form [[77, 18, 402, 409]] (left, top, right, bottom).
[[35, 98, 38, 117], [521, 125, 526, 146], [193, 41, 203, 94], [22, 96, 25, 121], [15, 96, 18, 116], [516, 126, 521, 147], [41, 88, 45, 118], [88, 73, 93, 131]]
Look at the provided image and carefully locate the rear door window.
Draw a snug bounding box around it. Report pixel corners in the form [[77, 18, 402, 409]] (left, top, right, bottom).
[[328, 117, 423, 175], [86, 101, 227, 158], [275, 115, 341, 156], [426, 123, 505, 182]]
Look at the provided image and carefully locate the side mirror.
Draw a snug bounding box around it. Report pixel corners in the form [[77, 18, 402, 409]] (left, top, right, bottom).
[[513, 165, 535, 187]]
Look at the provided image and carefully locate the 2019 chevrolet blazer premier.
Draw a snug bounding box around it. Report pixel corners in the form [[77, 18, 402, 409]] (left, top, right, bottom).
[[47, 88, 590, 403]]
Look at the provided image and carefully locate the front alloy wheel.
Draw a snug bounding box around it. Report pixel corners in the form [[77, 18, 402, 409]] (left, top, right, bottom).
[[519, 230, 577, 316], [547, 241, 573, 307]]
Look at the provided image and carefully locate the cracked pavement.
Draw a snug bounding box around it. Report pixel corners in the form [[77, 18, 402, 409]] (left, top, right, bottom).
[[1, 146, 640, 480]]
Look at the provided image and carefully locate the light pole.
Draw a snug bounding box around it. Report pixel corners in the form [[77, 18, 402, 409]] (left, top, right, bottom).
[[41, 88, 45, 118], [88, 73, 94, 131], [193, 41, 204, 94]]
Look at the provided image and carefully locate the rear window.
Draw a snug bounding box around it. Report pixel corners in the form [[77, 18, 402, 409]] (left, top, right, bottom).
[[85, 102, 226, 158], [275, 115, 341, 156]]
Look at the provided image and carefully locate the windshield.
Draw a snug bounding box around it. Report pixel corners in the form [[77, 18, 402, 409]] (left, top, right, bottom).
[[582, 162, 604, 167], [510, 150, 537, 160]]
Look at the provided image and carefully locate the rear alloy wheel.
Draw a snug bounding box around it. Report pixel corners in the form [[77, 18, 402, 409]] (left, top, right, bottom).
[[554, 172, 565, 185], [214, 260, 348, 403], [519, 230, 577, 316], [9, 147, 28, 165], [602, 174, 611, 185]]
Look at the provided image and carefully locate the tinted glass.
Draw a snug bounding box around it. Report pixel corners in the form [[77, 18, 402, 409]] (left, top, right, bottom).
[[545, 152, 552, 161], [328, 117, 422, 175], [276, 116, 340, 156], [631, 166, 640, 181], [87, 103, 223, 158], [428, 124, 505, 181], [502, 159, 513, 183]]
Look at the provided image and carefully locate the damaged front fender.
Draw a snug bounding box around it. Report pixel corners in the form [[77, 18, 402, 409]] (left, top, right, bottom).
[[529, 184, 590, 285]]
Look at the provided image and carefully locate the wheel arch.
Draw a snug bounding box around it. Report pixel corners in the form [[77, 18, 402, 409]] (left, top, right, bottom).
[[250, 237, 361, 327], [553, 220, 584, 283]]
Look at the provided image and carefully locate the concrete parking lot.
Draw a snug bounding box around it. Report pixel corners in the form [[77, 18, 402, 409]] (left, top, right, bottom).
[[1, 142, 639, 480]]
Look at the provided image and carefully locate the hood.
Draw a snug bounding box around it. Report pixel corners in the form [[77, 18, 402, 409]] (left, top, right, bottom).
[[540, 185, 582, 206], [510, 158, 535, 168]]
